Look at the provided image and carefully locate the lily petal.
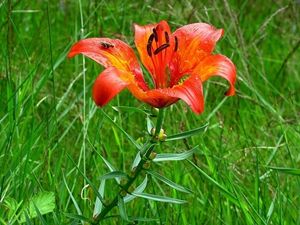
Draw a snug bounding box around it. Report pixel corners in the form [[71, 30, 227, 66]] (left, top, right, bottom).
[[93, 68, 204, 114], [142, 76, 204, 114], [194, 54, 236, 96], [169, 23, 224, 86], [68, 38, 148, 91], [159, 76, 204, 114], [92, 67, 129, 106]]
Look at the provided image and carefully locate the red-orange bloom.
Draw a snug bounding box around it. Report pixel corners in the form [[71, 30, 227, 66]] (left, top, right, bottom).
[[68, 21, 236, 114]]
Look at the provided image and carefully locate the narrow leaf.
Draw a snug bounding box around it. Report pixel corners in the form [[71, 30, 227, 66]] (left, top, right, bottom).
[[131, 151, 141, 170], [153, 146, 198, 162], [129, 217, 159, 222], [266, 192, 276, 223], [118, 196, 129, 222], [62, 173, 83, 217], [93, 180, 106, 218], [240, 192, 268, 225], [165, 123, 208, 141], [188, 160, 238, 204], [99, 155, 117, 172], [146, 116, 154, 134], [101, 109, 141, 149], [67, 154, 105, 205], [100, 171, 128, 181], [267, 166, 300, 175], [32, 203, 47, 225], [112, 106, 151, 115], [265, 135, 284, 166], [132, 193, 186, 204], [65, 213, 94, 223], [99, 155, 120, 184], [146, 170, 191, 193], [124, 176, 148, 203]]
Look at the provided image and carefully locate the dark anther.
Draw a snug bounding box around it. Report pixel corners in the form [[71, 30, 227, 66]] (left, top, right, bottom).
[[164, 32, 169, 43], [154, 43, 170, 55], [174, 36, 178, 52], [147, 44, 152, 56], [100, 41, 114, 49], [147, 33, 154, 45], [147, 34, 155, 57], [152, 28, 158, 42]]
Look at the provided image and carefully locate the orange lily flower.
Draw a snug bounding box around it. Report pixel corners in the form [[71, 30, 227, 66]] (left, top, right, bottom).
[[68, 21, 236, 114]]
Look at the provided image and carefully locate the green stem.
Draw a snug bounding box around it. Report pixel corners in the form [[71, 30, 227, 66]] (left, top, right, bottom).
[[154, 108, 164, 137], [92, 109, 165, 224]]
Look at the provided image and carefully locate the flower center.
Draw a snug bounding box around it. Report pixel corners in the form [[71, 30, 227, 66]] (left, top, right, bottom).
[[146, 28, 178, 57], [145, 27, 179, 88]]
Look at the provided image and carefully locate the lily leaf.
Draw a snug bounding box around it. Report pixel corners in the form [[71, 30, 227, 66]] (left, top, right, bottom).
[[132, 193, 187, 204], [93, 180, 106, 218], [131, 151, 141, 170], [165, 123, 208, 141], [99, 155, 120, 184], [100, 171, 128, 181], [124, 175, 148, 203], [118, 196, 129, 222], [146, 116, 155, 134], [153, 146, 198, 162], [146, 170, 192, 193]]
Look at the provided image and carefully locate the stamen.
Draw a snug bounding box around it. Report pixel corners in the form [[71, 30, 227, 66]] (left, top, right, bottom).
[[174, 36, 178, 52], [147, 44, 152, 56], [164, 32, 169, 43], [152, 28, 158, 42], [154, 43, 170, 55], [147, 33, 154, 45], [147, 34, 155, 57]]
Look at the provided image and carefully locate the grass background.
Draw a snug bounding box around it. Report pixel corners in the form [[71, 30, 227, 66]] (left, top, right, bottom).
[[1, 0, 300, 224]]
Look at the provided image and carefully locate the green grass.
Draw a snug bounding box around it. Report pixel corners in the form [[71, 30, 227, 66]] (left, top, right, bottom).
[[1, 0, 300, 224]]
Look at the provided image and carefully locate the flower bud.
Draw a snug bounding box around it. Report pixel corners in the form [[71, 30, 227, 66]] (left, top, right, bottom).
[[150, 127, 156, 136], [158, 128, 167, 141], [149, 152, 157, 160], [120, 178, 128, 186], [128, 185, 135, 193], [130, 167, 136, 178], [120, 190, 127, 197], [143, 161, 151, 169]]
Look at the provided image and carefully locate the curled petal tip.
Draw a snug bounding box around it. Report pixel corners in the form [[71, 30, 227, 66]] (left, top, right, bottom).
[[225, 87, 235, 96], [67, 44, 78, 58], [219, 28, 224, 37], [67, 51, 75, 58]]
